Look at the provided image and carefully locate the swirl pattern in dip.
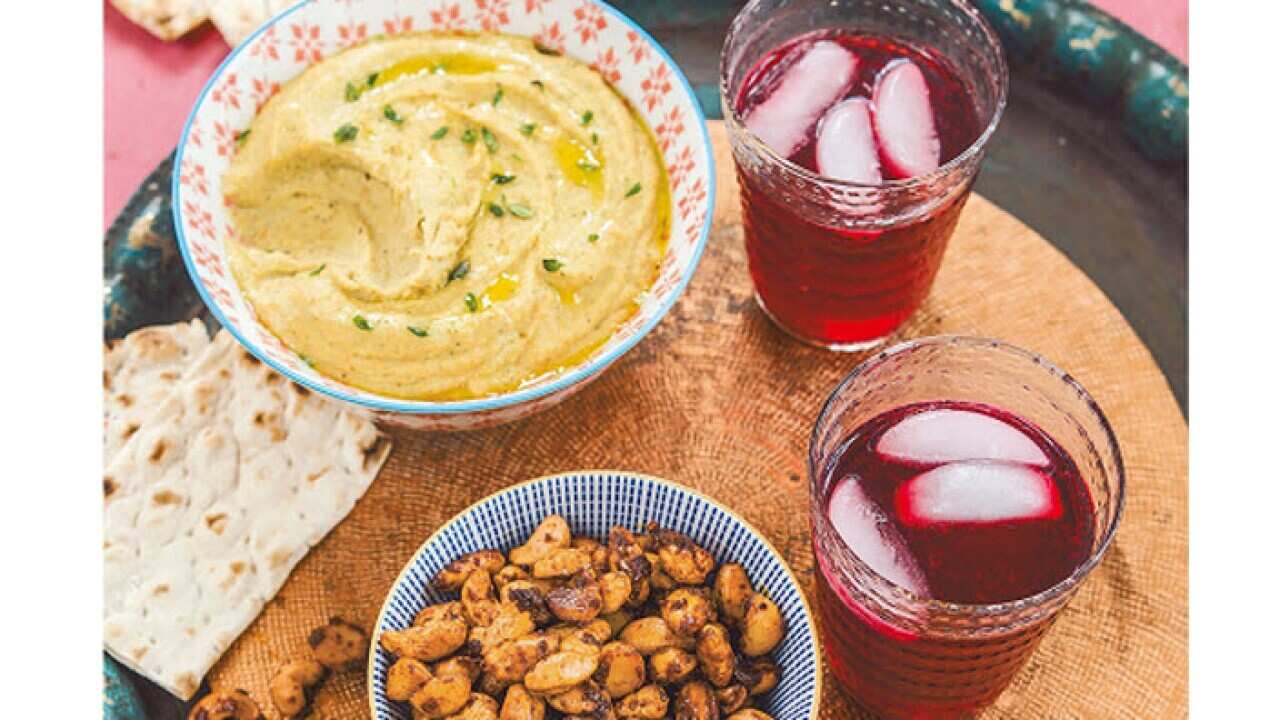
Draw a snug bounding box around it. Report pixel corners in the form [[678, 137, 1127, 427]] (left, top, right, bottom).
[[223, 32, 669, 400]]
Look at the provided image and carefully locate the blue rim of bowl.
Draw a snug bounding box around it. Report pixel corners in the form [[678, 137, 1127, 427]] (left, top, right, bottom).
[[172, 0, 716, 415], [365, 469, 823, 719]]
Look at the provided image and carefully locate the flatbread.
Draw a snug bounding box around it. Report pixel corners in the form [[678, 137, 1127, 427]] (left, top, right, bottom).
[[104, 319, 211, 463], [209, 0, 292, 47], [103, 329, 392, 699], [110, 0, 209, 41]]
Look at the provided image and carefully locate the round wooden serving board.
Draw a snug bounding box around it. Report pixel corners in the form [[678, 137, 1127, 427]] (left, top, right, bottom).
[[205, 122, 1188, 718]]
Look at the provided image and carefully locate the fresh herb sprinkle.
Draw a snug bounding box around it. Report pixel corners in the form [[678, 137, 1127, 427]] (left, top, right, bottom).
[[581, 110, 594, 125], [491, 173, 516, 184], [461, 128, 477, 144], [465, 292, 479, 312], [334, 124, 359, 143], [588, 233, 599, 243], [309, 263, 326, 276], [488, 202, 505, 217], [506, 201, 534, 219], [481, 127, 499, 153], [345, 81, 362, 102], [542, 258, 563, 272], [625, 182, 642, 197], [591, 131, 599, 145], [531, 79, 545, 91], [521, 122, 538, 136], [366, 72, 379, 86], [383, 105, 404, 124], [447, 259, 470, 283], [492, 85, 504, 106], [235, 129, 251, 145], [352, 315, 373, 331], [431, 126, 449, 140], [407, 326, 428, 337]]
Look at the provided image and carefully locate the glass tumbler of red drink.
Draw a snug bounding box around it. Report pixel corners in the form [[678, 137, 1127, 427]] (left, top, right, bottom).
[[721, 0, 1009, 350], [808, 336, 1125, 718]]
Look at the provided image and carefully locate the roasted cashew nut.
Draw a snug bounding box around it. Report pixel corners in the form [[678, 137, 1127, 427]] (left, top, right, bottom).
[[436, 550, 507, 591], [308, 616, 369, 671], [187, 689, 263, 720], [386, 657, 432, 702], [510, 516, 572, 567], [269, 658, 327, 717], [381, 616, 469, 661]]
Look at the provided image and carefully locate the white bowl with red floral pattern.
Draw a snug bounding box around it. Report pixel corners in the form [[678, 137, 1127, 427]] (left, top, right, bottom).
[[173, 0, 714, 431]]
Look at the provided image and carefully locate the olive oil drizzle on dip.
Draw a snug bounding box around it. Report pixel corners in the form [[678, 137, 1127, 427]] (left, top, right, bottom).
[[224, 33, 671, 401]]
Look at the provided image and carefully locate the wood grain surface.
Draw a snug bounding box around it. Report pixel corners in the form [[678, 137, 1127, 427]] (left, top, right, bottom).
[[205, 122, 1188, 718]]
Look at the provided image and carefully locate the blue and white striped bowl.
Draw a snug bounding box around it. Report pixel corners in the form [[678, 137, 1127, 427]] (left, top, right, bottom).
[[368, 471, 821, 719]]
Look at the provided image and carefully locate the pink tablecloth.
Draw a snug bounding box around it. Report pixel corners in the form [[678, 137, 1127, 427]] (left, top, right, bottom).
[[102, 0, 1188, 230]]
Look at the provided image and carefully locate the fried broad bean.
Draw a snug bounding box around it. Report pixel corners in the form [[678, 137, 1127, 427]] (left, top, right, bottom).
[[416, 601, 466, 627], [381, 616, 469, 661], [713, 565, 754, 627], [308, 617, 369, 671], [269, 658, 326, 717], [662, 588, 715, 637], [547, 573, 604, 623], [615, 684, 669, 719], [561, 620, 612, 656], [411, 671, 474, 719], [501, 580, 554, 627], [598, 572, 633, 615], [726, 711, 773, 720], [448, 693, 500, 720], [593, 641, 646, 698], [463, 570, 502, 627], [187, 689, 263, 720], [739, 594, 783, 656], [674, 681, 720, 720], [437, 550, 507, 591], [734, 658, 780, 696], [523, 651, 600, 694], [386, 657, 432, 701], [532, 548, 592, 579], [619, 617, 694, 656], [696, 624, 736, 687], [648, 647, 697, 684], [483, 632, 559, 684], [499, 684, 546, 720], [651, 529, 715, 586], [547, 680, 612, 715], [713, 684, 749, 715], [469, 603, 537, 653], [510, 516, 572, 567]]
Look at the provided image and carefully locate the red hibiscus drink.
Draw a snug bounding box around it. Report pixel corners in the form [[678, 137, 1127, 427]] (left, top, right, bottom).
[[721, 0, 1009, 349], [809, 337, 1125, 717]]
